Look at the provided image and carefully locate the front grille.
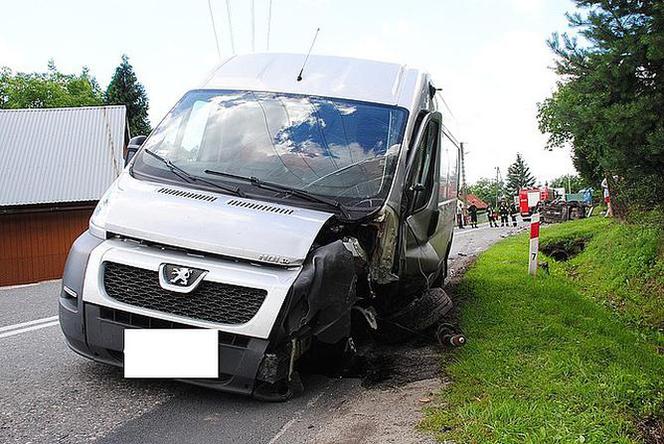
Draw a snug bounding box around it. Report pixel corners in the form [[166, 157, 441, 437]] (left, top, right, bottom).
[[96, 305, 251, 347], [103, 262, 267, 325]]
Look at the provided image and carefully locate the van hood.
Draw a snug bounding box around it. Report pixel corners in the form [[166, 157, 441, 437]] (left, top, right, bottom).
[[90, 174, 333, 266]]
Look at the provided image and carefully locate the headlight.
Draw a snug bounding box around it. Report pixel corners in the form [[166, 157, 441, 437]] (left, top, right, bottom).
[[89, 181, 118, 239]]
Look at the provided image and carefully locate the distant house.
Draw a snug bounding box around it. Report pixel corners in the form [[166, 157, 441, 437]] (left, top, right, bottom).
[[464, 193, 488, 210], [0, 106, 128, 286]]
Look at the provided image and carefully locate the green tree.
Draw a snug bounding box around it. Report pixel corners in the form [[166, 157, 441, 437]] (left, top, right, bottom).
[[0, 60, 103, 108], [538, 0, 664, 216], [105, 55, 151, 136], [467, 177, 505, 206], [505, 153, 535, 196]]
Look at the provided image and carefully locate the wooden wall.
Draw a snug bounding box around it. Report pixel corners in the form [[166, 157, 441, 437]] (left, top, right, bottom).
[[0, 208, 93, 286]]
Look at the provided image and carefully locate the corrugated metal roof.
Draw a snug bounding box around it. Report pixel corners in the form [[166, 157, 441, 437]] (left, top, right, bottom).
[[0, 106, 126, 207]]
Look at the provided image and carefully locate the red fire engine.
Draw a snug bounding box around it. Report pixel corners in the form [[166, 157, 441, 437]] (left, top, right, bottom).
[[518, 187, 551, 219]]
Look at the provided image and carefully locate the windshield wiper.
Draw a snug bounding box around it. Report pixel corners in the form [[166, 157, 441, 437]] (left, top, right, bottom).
[[144, 149, 245, 197], [203, 169, 351, 219], [302, 156, 384, 189]]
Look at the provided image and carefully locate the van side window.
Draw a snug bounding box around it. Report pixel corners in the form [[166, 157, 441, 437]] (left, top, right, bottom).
[[439, 132, 459, 200], [410, 121, 439, 212]]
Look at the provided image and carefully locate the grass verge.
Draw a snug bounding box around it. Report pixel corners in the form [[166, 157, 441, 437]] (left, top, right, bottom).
[[422, 216, 664, 443]]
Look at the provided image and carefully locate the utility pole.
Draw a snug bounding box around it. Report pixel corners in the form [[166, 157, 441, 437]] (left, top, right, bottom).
[[495, 166, 500, 207], [567, 175, 571, 194], [459, 142, 466, 196]]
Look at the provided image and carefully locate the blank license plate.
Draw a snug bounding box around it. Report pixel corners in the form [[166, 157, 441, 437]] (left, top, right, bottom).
[[124, 329, 219, 378]]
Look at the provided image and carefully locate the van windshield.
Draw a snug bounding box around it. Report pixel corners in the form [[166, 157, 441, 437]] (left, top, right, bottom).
[[131, 90, 408, 210]]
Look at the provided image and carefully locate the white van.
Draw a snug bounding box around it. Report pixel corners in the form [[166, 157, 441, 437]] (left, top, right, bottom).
[[59, 53, 461, 400]]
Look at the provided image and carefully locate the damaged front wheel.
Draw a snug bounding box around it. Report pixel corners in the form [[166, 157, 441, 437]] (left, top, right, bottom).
[[378, 287, 453, 343]]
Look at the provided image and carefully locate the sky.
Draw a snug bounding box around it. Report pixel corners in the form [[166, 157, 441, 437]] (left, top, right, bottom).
[[0, 0, 578, 184]]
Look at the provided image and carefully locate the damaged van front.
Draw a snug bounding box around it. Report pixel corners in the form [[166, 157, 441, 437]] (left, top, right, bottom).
[[59, 53, 460, 399]]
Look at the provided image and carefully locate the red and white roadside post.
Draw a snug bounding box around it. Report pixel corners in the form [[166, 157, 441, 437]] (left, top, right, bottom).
[[528, 213, 540, 275]]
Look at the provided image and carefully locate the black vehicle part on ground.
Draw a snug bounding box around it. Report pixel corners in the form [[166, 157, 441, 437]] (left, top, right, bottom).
[[378, 287, 453, 343], [435, 323, 466, 347]]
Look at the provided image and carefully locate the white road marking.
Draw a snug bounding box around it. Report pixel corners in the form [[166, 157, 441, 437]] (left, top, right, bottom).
[[267, 418, 298, 444], [267, 390, 326, 444], [0, 316, 58, 333], [0, 321, 59, 339], [0, 316, 59, 339]]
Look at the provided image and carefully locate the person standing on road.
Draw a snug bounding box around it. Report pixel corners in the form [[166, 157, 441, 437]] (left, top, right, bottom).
[[468, 203, 478, 228], [487, 204, 497, 227], [456, 200, 465, 229], [499, 201, 509, 227], [509, 202, 518, 227]]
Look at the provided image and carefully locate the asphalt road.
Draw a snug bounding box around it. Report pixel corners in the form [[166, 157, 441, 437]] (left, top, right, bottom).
[[0, 221, 525, 444]]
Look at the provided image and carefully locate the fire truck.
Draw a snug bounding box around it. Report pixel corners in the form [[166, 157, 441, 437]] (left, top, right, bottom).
[[518, 187, 551, 220]]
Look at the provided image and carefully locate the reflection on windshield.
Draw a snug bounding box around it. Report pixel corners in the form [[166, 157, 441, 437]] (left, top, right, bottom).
[[132, 90, 408, 206]]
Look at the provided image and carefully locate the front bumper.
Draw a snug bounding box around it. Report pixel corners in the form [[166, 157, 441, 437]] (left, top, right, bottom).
[[59, 298, 268, 395], [59, 231, 356, 396], [58, 231, 301, 394]]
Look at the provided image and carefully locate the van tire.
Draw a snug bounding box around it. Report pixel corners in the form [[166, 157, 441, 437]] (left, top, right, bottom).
[[378, 287, 453, 343]]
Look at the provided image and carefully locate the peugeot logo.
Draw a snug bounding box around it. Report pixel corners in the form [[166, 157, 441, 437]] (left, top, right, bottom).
[[170, 267, 192, 285], [158, 264, 208, 293]]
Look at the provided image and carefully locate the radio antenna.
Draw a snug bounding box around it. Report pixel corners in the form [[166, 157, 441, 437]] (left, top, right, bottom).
[[297, 27, 320, 82]]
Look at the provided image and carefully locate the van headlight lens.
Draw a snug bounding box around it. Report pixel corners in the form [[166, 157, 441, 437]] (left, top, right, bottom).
[[89, 185, 116, 239]]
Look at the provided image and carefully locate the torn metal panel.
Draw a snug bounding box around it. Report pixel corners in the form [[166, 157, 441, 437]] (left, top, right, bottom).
[[369, 205, 400, 284], [283, 240, 358, 344]]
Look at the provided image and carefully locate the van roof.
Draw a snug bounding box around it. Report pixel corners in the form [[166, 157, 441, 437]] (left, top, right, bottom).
[[202, 53, 429, 110]]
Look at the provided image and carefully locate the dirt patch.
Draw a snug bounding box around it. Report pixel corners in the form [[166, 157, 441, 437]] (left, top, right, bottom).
[[638, 416, 664, 444], [358, 340, 443, 389], [307, 378, 444, 444]]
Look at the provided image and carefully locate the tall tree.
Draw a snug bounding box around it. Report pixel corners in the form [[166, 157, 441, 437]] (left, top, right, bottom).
[[506, 154, 536, 196], [537, 0, 664, 216], [105, 55, 151, 136], [0, 60, 103, 109]]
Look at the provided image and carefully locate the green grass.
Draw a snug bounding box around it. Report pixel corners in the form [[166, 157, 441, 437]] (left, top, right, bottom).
[[541, 216, 664, 330], [422, 216, 664, 443]]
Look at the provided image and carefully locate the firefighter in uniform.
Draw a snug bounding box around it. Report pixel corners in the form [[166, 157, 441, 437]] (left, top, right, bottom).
[[509, 202, 519, 227], [499, 201, 509, 227]]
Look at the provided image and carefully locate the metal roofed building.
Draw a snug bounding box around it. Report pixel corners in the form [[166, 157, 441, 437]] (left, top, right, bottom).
[[0, 105, 128, 286]]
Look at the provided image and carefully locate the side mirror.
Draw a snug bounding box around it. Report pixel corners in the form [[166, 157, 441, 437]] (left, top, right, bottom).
[[125, 135, 147, 166]]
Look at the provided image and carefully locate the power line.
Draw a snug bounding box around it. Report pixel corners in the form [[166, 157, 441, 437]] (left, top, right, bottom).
[[266, 0, 273, 51], [207, 0, 222, 61], [225, 0, 236, 55], [251, 0, 256, 52]]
